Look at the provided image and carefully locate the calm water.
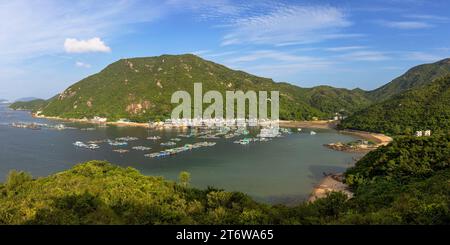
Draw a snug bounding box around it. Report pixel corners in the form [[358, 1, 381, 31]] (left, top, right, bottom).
[[0, 104, 362, 204]]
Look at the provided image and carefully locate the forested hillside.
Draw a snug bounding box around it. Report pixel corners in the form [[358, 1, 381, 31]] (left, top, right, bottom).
[[339, 76, 450, 135], [368, 58, 450, 101], [15, 54, 371, 122]]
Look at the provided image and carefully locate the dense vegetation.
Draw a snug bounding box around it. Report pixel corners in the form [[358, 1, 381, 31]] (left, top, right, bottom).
[[24, 54, 372, 122], [339, 76, 450, 135], [9, 99, 47, 112], [368, 58, 450, 101], [1, 134, 449, 225]]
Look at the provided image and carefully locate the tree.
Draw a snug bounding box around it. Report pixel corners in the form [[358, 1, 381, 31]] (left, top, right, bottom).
[[179, 171, 191, 187]]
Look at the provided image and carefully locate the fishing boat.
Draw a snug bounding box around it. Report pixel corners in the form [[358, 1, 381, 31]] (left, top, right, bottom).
[[145, 141, 217, 159], [132, 146, 152, 151], [87, 139, 106, 144], [234, 138, 251, 145], [87, 144, 100, 149], [161, 141, 176, 147], [146, 136, 161, 140], [144, 153, 161, 158], [73, 141, 87, 148], [108, 140, 128, 146], [113, 149, 129, 153], [116, 136, 139, 141]]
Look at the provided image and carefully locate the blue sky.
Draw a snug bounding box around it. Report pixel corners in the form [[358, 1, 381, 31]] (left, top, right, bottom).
[[1, 0, 449, 100]]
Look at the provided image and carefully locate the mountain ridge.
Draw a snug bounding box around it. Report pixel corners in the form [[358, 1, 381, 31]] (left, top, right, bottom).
[[339, 75, 450, 135], [28, 54, 372, 122], [368, 58, 450, 101]]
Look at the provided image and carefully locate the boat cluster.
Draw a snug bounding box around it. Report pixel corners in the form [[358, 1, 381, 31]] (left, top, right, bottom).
[[233, 137, 270, 145], [73, 141, 100, 150], [11, 122, 76, 131], [70, 125, 316, 157], [145, 142, 216, 158], [149, 118, 280, 128]]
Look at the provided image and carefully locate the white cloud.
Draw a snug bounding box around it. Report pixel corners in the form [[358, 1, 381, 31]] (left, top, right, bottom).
[[65, 38, 111, 53], [167, 0, 245, 20], [325, 46, 368, 52], [379, 20, 433, 29], [225, 50, 322, 63], [0, 0, 165, 63], [338, 51, 390, 61], [222, 50, 331, 78], [404, 14, 449, 21], [75, 61, 92, 68], [401, 52, 443, 62], [221, 5, 353, 46]]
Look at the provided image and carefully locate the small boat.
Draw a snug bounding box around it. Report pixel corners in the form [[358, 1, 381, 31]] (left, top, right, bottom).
[[73, 141, 99, 150], [234, 138, 251, 145], [108, 140, 128, 146], [113, 149, 129, 154], [161, 141, 176, 147], [87, 144, 100, 149], [73, 141, 87, 148], [310, 131, 317, 135], [145, 153, 161, 158], [87, 139, 106, 144], [170, 138, 182, 142], [298, 128, 302, 132], [147, 136, 161, 140], [116, 136, 139, 141], [132, 146, 152, 151]]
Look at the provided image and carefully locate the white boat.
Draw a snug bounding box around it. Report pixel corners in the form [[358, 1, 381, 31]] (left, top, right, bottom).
[[147, 136, 161, 140], [161, 141, 176, 147], [87, 144, 100, 149], [132, 146, 152, 151], [73, 141, 87, 148], [310, 131, 317, 135]]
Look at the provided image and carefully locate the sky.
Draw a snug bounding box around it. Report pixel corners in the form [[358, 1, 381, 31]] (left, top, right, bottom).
[[0, 0, 449, 100]]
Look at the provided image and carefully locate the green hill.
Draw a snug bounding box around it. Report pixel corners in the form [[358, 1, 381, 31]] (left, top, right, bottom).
[[339, 76, 450, 135], [32, 54, 371, 122], [9, 99, 47, 112], [368, 58, 450, 101]]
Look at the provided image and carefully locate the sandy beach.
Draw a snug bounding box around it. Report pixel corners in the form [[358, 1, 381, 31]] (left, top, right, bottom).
[[309, 130, 393, 202], [308, 173, 353, 202], [339, 129, 393, 146]]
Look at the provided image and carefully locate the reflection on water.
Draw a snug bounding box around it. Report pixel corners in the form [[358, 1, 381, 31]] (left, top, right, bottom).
[[0, 104, 363, 204]]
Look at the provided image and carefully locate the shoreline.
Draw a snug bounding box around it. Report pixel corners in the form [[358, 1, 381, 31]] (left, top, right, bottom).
[[308, 173, 353, 202], [309, 131, 393, 202], [33, 114, 152, 128], [338, 129, 393, 146], [33, 112, 393, 203], [33, 114, 340, 130]]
